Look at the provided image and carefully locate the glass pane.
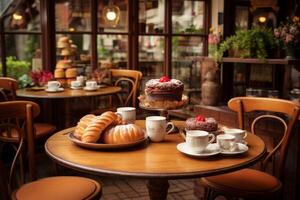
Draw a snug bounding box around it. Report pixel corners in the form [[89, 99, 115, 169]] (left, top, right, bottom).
[[139, 0, 165, 34], [56, 34, 92, 75], [4, 34, 42, 79], [172, 36, 203, 89], [235, 6, 249, 30], [172, 0, 204, 34], [4, 0, 41, 31], [98, 1, 128, 33], [97, 35, 128, 68], [139, 36, 165, 89], [55, 0, 91, 32]]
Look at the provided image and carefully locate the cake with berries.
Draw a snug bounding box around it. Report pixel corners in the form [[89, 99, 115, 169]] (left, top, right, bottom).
[[139, 76, 187, 109], [185, 115, 218, 132]]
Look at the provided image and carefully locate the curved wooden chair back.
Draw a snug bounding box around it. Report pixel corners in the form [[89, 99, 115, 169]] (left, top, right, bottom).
[[110, 69, 142, 107], [0, 101, 40, 192], [228, 97, 300, 180], [0, 77, 18, 101]]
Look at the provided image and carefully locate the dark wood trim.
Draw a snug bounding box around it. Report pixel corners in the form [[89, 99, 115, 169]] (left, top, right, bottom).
[[131, 0, 139, 70], [0, 17, 6, 76], [165, 0, 172, 77], [4, 31, 42, 34], [91, 0, 98, 70], [56, 31, 92, 35], [203, 0, 211, 56], [40, 0, 55, 71]]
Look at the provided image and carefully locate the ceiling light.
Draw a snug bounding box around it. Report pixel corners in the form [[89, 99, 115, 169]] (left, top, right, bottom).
[[103, 1, 120, 27], [13, 12, 23, 21], [258, 16, 266, 23]]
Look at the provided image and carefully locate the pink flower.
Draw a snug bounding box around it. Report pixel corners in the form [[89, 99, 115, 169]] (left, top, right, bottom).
[[285, 34, 294, 43]]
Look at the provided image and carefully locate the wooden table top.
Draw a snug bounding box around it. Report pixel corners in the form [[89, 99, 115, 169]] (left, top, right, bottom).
[[45, 120, 266, 179], [16, 86, 121, 99]]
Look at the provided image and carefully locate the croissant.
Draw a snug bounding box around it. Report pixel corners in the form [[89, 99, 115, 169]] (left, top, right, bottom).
[[81, 111, 118, 143], [74, 114, 95, 140]]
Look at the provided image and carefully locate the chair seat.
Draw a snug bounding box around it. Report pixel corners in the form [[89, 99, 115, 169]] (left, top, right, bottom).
[[200, 168, 282, 198], [14, 176, 102, 200], [0, 123, 56, 143]]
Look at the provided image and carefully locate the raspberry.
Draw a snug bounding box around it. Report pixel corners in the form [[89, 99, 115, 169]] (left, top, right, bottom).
[[159, 76, 170, 82], [196, 115, 206, 122]]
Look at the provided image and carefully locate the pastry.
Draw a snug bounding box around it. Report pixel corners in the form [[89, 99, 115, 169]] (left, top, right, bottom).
[[65, 68, 77, 78], [81, 111, 118, 143], [54, 68, 65, 78], [56, 60, 72, 69], [61, 48, 72, 56], [74, 114, 96, 140], [102, 124, 145, 144], [57, 36, 71, 48], [185, 115, 218, 132], [138, 76, 187, 109]]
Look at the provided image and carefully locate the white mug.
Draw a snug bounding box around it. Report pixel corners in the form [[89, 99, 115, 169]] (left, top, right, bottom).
[[71, 80, 81, 88], [116, 107, 136, 124], [47, 81, 61, 91], [217, 134, 236, 151], [186, 130, 215, 153], [146, 116, 175, 142], [86, 81, 97, 88], [224, 128, 247, 143]]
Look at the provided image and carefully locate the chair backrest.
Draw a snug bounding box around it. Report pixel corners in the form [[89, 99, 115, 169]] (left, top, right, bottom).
[[228, 97, 300, 181], [0, 101, 40, 193], [0, 77, 18, 101], [110, 69, 142, 107]]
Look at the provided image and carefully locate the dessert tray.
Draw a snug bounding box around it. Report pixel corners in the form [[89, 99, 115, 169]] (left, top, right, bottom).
[[45, 88, 64, 93], [68, 132, 148, 150]]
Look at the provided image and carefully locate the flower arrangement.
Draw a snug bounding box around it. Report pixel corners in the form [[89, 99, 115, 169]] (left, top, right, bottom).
[[208, 27, 222, 58], [30, 70, 53, 87], [274, 16, 300, 58]]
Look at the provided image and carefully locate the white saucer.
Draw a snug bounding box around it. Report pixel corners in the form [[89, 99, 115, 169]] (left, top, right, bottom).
[[45, 88, 64, 93], [83, 86, 99, 91], [220, 143, 249, 155], [70, 86, 83, 90], [177, 143, 221, 158]]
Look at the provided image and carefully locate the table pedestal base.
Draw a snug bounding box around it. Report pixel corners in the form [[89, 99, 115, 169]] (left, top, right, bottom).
[[147, 179, 169, 200]]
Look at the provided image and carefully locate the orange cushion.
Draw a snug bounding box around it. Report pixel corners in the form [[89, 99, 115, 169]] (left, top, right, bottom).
[[15, 176, 101, 200], [0, 123, 55, 141], [201, 169, 281, 197]]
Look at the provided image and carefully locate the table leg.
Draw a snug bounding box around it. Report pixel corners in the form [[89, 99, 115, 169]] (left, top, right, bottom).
[[147, 179, 169, 200]]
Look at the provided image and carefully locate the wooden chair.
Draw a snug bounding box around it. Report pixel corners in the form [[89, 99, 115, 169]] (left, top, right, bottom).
[[0, 101, 102, 200], [0, 77, 56, 140], [92, 69, 142, 114], [200, 97, 300, 200]]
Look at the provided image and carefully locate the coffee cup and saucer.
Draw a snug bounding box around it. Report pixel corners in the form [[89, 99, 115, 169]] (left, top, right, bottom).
[[83, 81, 99, 91], [70, 80, 83, 90], [177, 130, 221, 158], [216, 133, 248, 155], [45, 81, 64, 92]]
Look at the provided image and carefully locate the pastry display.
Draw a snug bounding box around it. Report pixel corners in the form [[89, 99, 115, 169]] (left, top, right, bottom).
[[54, 68, 65, 78], [56, 60, 72, 69], [138, 76, 188, 109], [57, 36, 70, 48], [185, 115, 218, 132], [65, 68, 77, 78], [61, 48, 72, 56], [102, 124, 145, 144]]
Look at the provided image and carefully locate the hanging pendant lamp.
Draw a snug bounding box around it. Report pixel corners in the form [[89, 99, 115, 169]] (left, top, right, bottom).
[[103, 0, 120, 27]]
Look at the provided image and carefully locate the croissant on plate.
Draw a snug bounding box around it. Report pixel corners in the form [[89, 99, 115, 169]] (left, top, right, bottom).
[[81, 111, 118, 143], [74, 114, 96, 140]]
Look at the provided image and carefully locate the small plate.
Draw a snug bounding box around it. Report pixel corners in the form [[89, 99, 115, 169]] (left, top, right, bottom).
[[177, 143, 221, 158], [70, 86, 83, 90], [83, 86, 99, 91], [45, 88, 64, 93], [68, 132, 148, 150], [220, 143, 249, 155]]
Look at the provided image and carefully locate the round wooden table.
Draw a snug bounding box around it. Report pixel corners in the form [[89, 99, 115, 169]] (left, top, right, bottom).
[[17, 87, 121, 128], [45, 120, 266, 200]]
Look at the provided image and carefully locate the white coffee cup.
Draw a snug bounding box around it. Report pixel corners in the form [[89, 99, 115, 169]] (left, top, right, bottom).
[[47, 81, 61, 91], [86, 81, 97, 89], [185, 130, 215, 153], [116, 107, 136, 124], [217, 134, 236, 151], [146, 116, 175, 142], [224, 128, 247, 143], [71, 80, 81, 88]]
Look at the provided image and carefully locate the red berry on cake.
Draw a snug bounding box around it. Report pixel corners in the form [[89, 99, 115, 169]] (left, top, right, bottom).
[[159, 76, 171, 82], [196, 115, 206, 122]]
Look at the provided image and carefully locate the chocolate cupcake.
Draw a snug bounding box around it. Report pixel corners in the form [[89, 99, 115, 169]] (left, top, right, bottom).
[[185, 115, 218, 132]]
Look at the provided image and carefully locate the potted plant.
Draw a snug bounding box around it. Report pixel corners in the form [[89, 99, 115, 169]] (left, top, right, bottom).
[[274, 16, 300, 59], [216, 27, 275, 61]]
